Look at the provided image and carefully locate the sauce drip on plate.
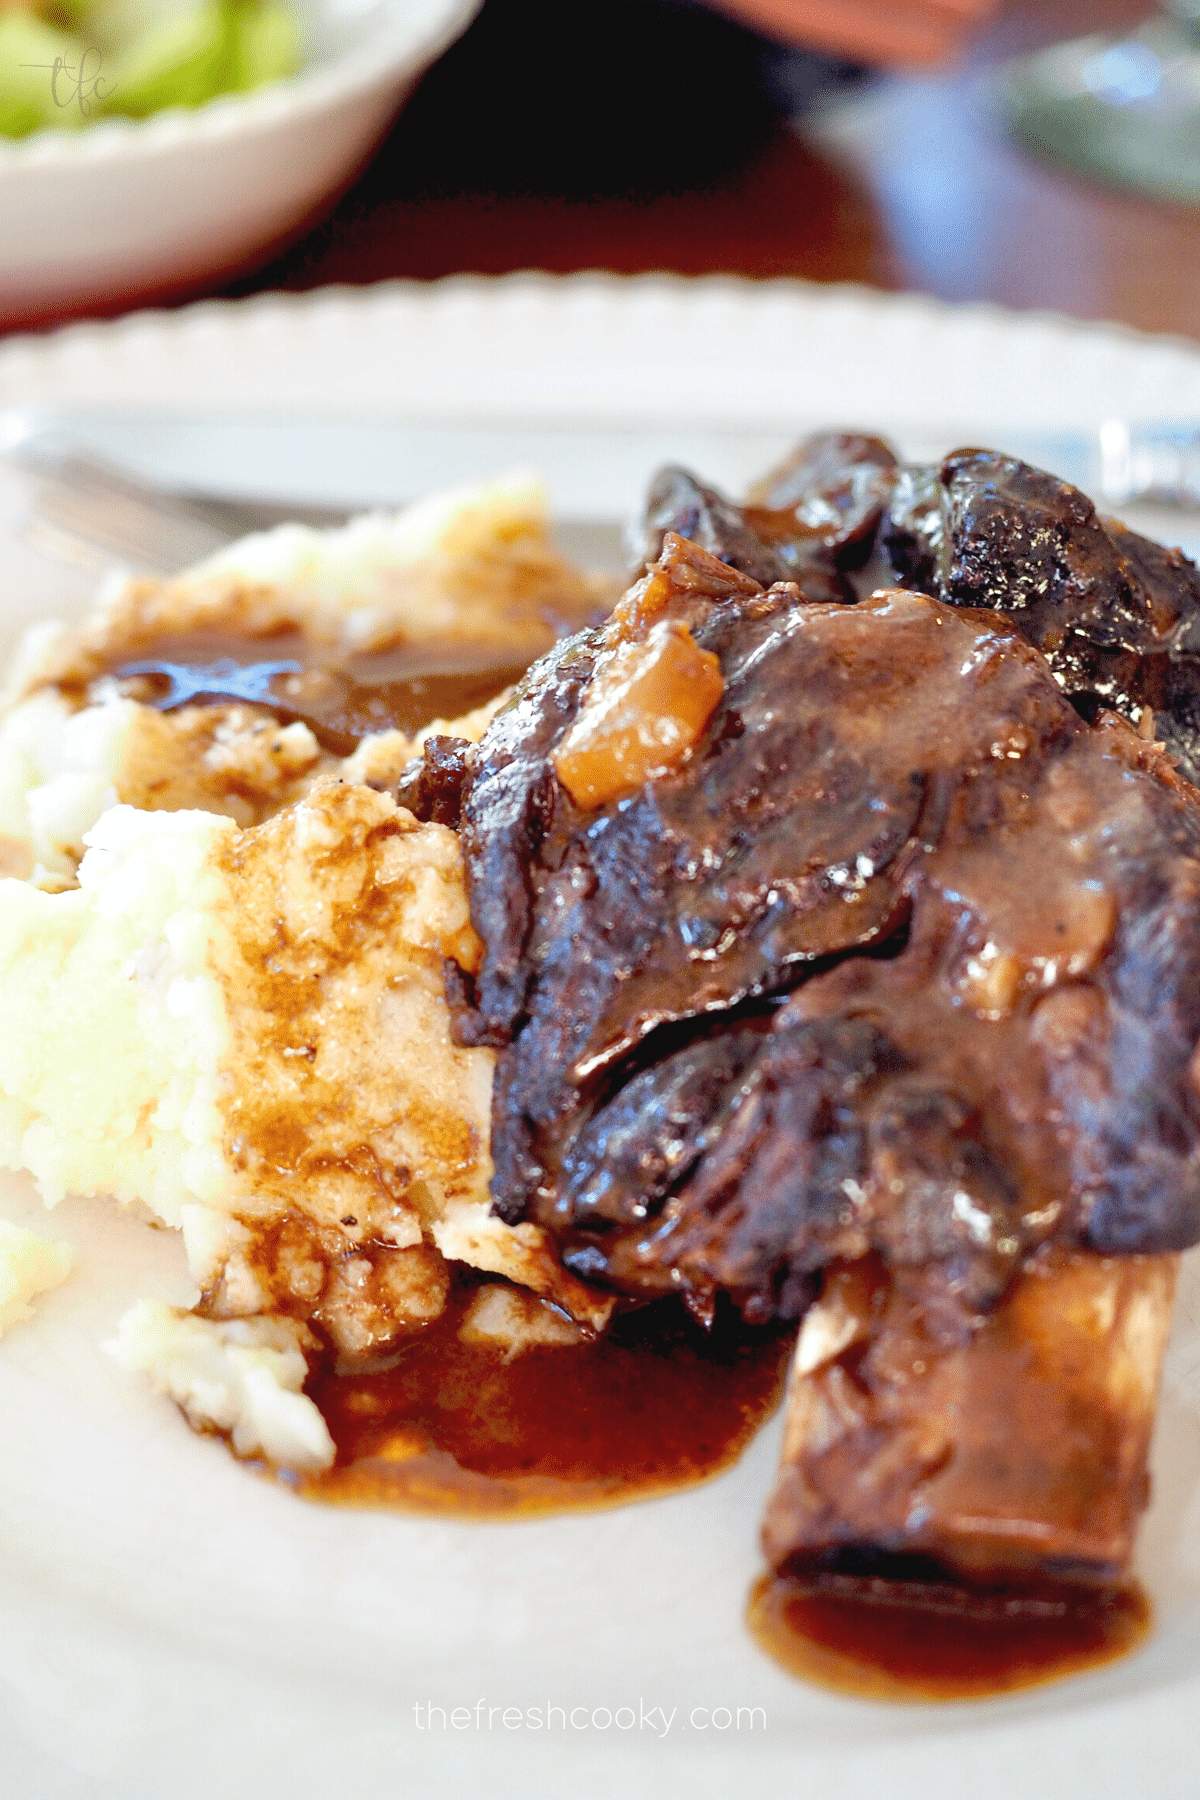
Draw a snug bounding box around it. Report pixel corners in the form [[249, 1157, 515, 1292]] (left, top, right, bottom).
[[108, 631, 1154, 1695], [297, 1284, 792, 1517], [747, 1567, 1150, 1701]]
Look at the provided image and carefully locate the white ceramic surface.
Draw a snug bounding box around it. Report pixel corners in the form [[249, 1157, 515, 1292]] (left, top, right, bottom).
[[1, 274, 1200, 1800], [0, 1, 481, 324]]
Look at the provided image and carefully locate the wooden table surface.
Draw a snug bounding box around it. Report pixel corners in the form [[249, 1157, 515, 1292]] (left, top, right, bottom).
[[216, 0, 1200, 345]]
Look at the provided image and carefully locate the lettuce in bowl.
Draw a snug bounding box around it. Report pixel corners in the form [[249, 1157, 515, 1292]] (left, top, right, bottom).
[[0, 0, 301, 137]]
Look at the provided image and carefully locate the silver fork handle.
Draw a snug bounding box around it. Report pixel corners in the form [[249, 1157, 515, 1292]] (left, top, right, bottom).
[[0, 419, 354, 577]]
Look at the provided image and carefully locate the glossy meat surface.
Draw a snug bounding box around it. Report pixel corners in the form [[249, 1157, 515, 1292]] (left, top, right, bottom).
[[634, 434, 898, 595], [880, 450, 1200, 784], [635, 458, 862, 605], [452, 533, 1200, 1322], [637, 433, 1200, 790]]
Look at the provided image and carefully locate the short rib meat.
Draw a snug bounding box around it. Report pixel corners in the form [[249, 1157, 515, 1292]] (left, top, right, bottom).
[[442, 523, 1200, 1589]]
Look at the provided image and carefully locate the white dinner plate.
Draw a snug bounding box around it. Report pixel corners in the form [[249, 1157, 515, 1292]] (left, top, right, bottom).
[[2, 273, 1200, 1800]]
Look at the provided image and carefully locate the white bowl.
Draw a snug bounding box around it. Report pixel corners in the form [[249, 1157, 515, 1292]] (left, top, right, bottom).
[[0, 0, 481, 328]]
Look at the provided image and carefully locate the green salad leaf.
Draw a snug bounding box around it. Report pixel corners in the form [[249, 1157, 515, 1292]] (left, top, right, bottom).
[[0, 11, 90, 137], [99, 3, 231, 117], [0, 0, 302, 137], [227, 2, 301, 94]]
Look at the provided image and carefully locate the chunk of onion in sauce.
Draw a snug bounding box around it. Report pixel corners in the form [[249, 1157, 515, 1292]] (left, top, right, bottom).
[[554, 619, 723, 810]]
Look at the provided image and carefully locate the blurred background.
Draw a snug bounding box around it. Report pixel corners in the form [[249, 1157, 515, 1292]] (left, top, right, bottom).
[[1, 0, 1198, 341], [211, 0, 1198, 343]]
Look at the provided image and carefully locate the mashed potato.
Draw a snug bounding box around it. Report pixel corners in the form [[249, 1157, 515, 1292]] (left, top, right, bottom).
[[108, 1303, 335, 1473], [0, 784, 492, 1345], [0, 474, 611, 1464], [0, 471, 608, 886], [0, 1218, 72, 1335]]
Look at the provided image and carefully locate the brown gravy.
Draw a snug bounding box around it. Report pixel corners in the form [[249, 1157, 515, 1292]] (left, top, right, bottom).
[[296, 1286, 793, 1517], [92, 631, 530, 755], [748, 1568, 1151, 1701], [113, 632, 1154, 1698]]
